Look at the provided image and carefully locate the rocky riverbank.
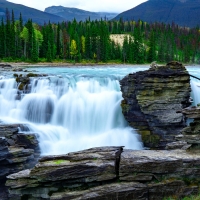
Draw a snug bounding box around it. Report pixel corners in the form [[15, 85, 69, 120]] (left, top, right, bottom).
[[0, 124, 40, 199], [175, 105, 200, 150], [6, 146, 200, 200], [1, 61, 200, 199], [120, 61, 191, 149]]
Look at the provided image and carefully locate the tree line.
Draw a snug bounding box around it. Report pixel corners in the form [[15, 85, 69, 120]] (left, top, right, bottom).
[[0, 9, 200, 64]]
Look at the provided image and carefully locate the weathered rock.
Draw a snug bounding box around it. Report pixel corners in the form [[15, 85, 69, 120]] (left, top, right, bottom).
[[181, 108, 200, 136], [0, 63, 13, 68], [119, 150, 200, 181], [13, 67, 23, 72], [51, 182, 148, 200], [165, 141, 191, 150], [6, 147, 123, 199], [178, 106, 200, 149], [6, 147, 200, 200], [31, 146, 122, 183], [14, 73, 48, 95], [0, 124, 40, 199], [120, 61, 191, 149], [181, 106, 200, 119], [148, 180, 198, 200]]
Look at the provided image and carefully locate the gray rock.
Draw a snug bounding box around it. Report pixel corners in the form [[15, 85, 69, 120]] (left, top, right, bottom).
[[148, 180, 198, 200], [165, 141, 191, 150], [51, 182, 148, 200], [6, 147, 200, 199], [120, 62, 191, 149], [0, 124, 40, 200]]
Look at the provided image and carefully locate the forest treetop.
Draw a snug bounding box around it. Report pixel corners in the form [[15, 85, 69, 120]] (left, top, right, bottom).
[[1, 9, 200, 64]]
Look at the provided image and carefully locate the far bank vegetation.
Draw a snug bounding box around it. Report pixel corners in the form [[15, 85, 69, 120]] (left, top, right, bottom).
[[0, 9, 200, 64]]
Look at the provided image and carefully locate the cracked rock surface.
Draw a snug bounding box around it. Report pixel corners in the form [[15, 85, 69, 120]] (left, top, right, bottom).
[[6, 147, 200, 200], [120, 61, 191, 149]]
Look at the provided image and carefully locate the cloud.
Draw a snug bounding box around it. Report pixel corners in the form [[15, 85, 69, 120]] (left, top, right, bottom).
[[8, 0, 147, 13]]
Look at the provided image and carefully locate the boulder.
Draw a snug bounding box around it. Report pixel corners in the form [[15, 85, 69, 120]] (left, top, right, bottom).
[[14, 73, 48, 94], [0, 63, 13, 68], [120, 61, 191, 149]]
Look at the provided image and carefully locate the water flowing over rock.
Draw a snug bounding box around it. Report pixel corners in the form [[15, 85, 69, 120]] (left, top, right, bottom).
[[120, 61, 191, 149], [6, 147, 200, 200], [0, 73, 143, 155]]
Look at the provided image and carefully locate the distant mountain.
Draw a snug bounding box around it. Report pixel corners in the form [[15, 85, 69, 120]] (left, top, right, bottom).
[[0, 0, 65, 24], [45, 6, 118, 21], [114, 0, 200, 27]]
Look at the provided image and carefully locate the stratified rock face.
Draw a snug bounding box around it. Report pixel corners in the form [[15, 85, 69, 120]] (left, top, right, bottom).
[[120, 62, 191, 149], [177, 106, 200, 148], [0, 124, 40, 200], [6, 147, 123, 200], [6, 147, 200, 200]]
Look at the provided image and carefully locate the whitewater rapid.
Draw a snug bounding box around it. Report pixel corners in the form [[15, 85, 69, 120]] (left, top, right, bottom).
[[0, 73, 143, 155], [1, 66, 199, 155]]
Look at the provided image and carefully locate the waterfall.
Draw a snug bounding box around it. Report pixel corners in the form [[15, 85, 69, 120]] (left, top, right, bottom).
[[191, 80, 200, 106], [0, 75, 143, 155]]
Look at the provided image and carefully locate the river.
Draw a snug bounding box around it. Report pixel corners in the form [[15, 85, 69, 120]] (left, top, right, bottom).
[[0, 65, 199, 155]]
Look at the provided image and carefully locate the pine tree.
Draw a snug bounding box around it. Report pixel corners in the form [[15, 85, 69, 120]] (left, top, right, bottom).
[[147, 30, 156, 63], [46, 41, 52, 62], [157, 35, 165, 63], [31, 30, 38, 62], [15, 13, 24, 58], [0, 19, 6, 58], [133, 26, 145, 63], [122, 35, 129, 63], [5, 8, 11, 57], [56, 23, 61, 58], [10, 10, 16, 58], [25, 19, 33, 59], [85, 26, 91, 59]]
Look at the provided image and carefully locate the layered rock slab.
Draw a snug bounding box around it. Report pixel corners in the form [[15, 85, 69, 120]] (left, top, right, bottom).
[[6, 147, 200, 200], [176, 106, 200, 148], [0, 124, 40, 200], [120, 61, 191, 149], [6, 147, 123, 199]]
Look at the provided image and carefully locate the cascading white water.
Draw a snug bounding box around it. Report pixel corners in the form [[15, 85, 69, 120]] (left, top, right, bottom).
[[0, 74, 143, 155], [191, 80, 200, 106], [188, 67, 200, 106]]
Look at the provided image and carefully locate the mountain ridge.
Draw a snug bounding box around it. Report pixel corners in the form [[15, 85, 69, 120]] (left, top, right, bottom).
[[114, 0, 200, 27], [0, 0, 65, 24], [45, 6, 118, 21]]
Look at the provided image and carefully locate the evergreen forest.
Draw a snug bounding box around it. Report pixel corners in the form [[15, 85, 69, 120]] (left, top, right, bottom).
[[0, 9, 200, 64]]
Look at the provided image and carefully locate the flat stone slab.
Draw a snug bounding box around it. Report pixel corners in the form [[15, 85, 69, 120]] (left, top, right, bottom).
[[119, 150, 200, 180], [6, 147, 200, 200]]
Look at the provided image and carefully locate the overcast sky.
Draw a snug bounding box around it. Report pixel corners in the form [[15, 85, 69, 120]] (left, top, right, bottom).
[[7, 0, 147, 13]]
